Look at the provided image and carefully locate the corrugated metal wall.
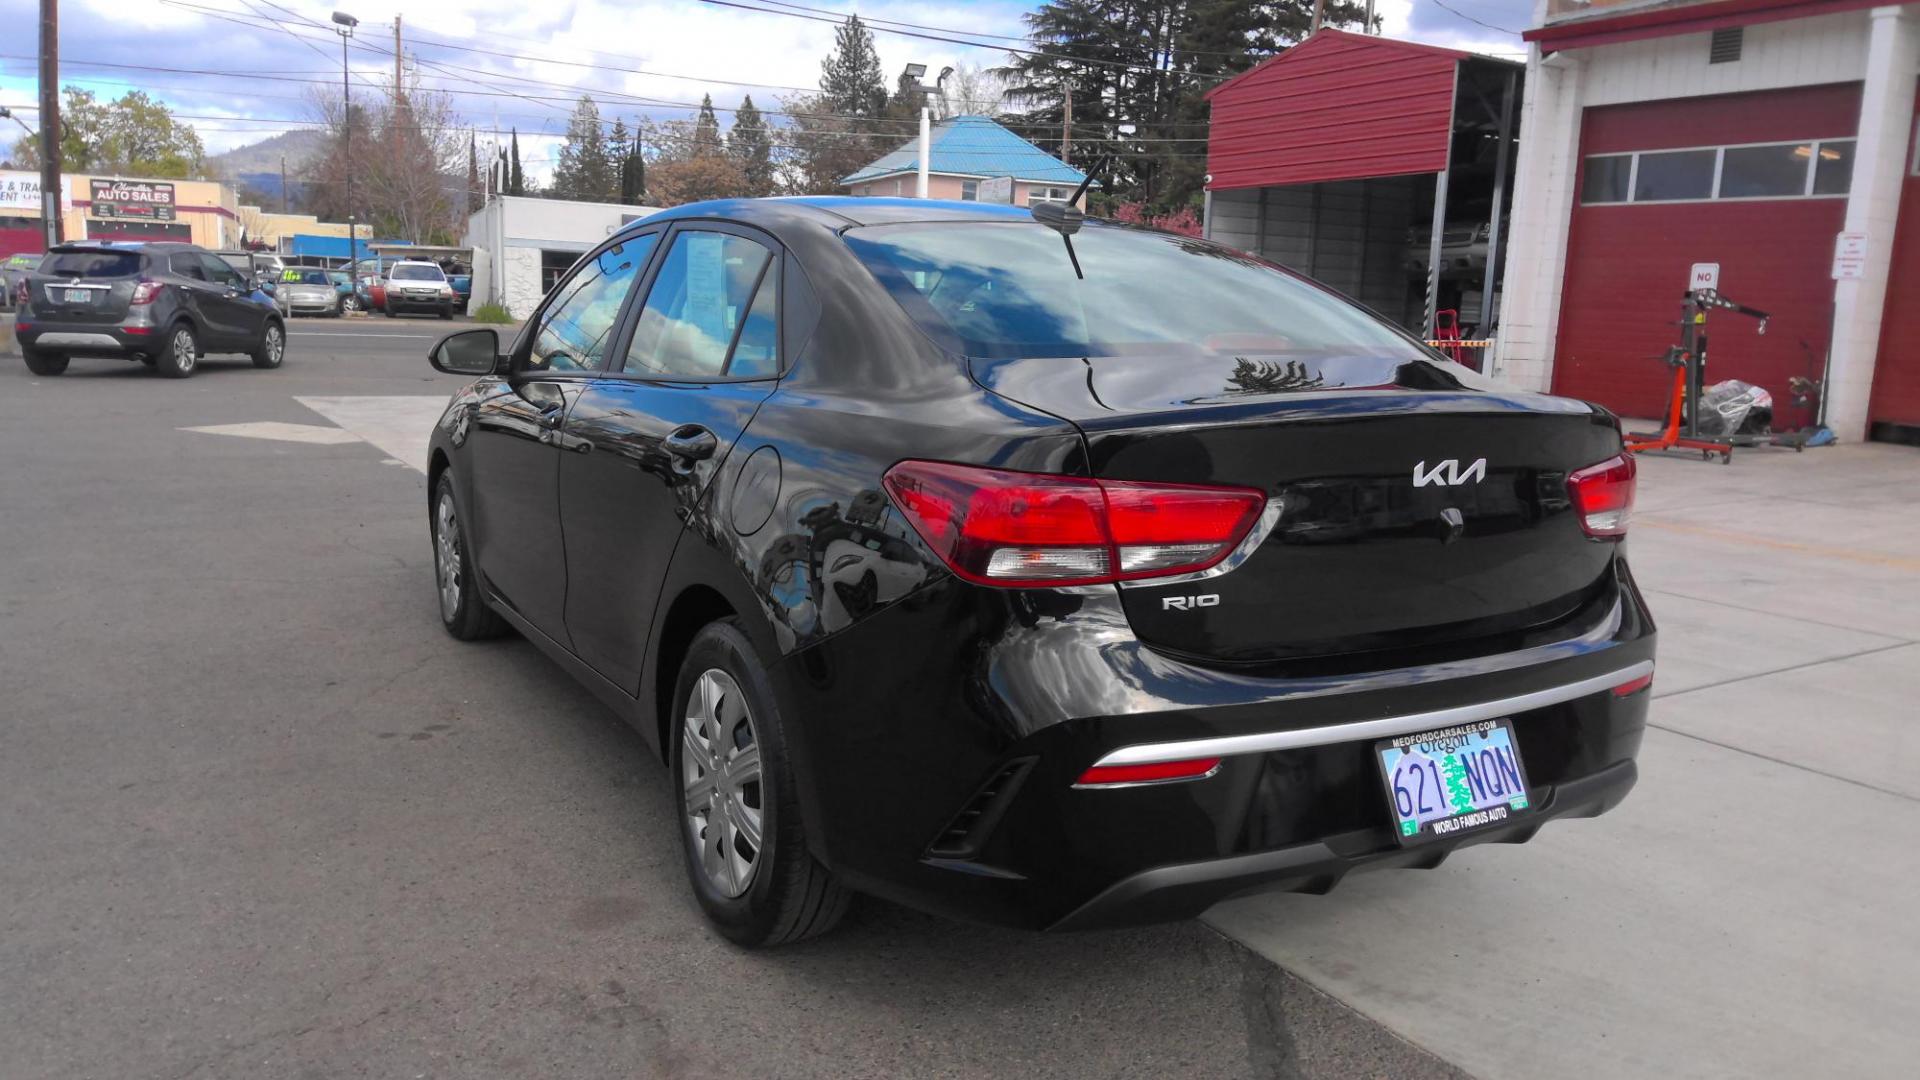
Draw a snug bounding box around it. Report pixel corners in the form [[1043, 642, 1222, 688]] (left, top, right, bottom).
[[1207, 30, 1459, 191], [1208, 178, 1417, 325]]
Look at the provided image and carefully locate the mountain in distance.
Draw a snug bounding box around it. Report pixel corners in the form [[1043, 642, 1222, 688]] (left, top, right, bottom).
[[208, 128, 326, 180]]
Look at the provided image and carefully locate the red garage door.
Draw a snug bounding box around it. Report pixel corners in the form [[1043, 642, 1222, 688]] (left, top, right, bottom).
[[1867, 84, 1920, 440], [1553, 84, 1861, 430]]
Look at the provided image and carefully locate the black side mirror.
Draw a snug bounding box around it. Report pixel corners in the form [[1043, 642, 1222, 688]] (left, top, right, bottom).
[[430, 328, 502, 376]]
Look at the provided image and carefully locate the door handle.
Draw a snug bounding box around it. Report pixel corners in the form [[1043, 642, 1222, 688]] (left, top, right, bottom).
[[664, 424, 718, 463]]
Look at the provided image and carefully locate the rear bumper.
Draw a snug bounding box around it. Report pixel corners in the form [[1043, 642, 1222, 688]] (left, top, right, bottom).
[[1052, 758, 1636, 930], [14, 320, 154, 354], [771, 559, 1655, 931]]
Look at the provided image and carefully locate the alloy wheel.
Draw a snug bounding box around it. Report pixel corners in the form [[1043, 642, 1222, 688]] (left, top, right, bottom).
[[264, 325, 283, 364], [172, 328, 197, 373], [434, 491, 462, 622], [682, 668, 764, 898]]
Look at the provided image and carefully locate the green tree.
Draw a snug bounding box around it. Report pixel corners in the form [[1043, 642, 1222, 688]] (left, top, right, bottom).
[[819, 15, 887, 121], [620, 125, 646, 203], [10, 87, 207, 178], [692, 95, 724, 157], [728, 95, 775, 197], [550, 96, 614, 202], [508, 128, 525, 195], [998, 1, 1369, 213]]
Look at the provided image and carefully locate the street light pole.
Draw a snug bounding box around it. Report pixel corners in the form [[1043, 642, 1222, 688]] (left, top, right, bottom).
[[900, 64, 953, 199], [332, 11, 360, 270]]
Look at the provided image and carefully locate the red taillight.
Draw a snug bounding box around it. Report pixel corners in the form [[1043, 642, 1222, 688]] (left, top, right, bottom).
[[881, 460, 1266, 587], [1076, 757, 1222, 788], [1567, 454, 1636, 539], [129, 279, 163, 306], [1612, 670, 1654, 696]]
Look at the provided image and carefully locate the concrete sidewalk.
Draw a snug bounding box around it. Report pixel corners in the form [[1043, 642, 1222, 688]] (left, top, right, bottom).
[[1206, 442, 1920, 1080]]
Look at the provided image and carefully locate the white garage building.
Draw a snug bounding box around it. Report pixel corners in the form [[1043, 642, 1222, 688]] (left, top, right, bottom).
[[466, 195, 661, 318]]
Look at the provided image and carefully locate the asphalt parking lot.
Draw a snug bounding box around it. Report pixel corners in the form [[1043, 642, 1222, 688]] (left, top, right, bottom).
[[0, 319, 1464, 1080]]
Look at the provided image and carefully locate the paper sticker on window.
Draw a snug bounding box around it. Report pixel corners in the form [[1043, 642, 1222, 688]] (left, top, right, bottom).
[[686, 233, 728, 364]]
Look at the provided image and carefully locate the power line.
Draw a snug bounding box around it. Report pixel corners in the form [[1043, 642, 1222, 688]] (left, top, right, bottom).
[[0, 54, 1219, 141], [696, 0, 1238, 81], [1426, 0, 1523, 37]]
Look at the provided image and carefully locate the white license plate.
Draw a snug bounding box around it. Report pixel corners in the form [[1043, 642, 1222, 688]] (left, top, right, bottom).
[[1376, 719, 1531, 845], [64, 288, 94, 303]]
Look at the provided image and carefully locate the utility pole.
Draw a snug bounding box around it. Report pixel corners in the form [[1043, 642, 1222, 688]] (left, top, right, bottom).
[[1062, 81, 1072, 162], [392, 15, 402, 102], [280, 155, 288, 213], [1311, 0, 1326, 34], [333, 11, 359, 270], [38, 0, 61, 247]]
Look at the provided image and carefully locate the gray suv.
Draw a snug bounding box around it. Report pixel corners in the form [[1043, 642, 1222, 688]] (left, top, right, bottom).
[[13, 241, 286, 378]]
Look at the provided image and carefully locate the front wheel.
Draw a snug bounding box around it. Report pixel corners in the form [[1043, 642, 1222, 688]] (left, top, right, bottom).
[[671, 620, 850, 947], [432, 474, 508, 641], [251, 320, 285, 369], [384, 305, 396, 318], [156, 323, 198, 378], [22, 346, 68, 376]]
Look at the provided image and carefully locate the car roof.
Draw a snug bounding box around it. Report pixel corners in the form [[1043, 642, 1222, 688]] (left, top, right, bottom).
[[619, 196, 1054, 241], [49, 240, 196, 252]]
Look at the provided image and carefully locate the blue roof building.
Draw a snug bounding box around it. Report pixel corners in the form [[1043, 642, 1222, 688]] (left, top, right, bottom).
[[840, 115, 1091, 207]]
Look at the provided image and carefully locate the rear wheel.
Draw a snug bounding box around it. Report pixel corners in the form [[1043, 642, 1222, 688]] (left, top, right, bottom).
[[439, 304, 453, 320], [671, 620, 850, 947], [156, 323, 198, 378], [251, 320, 285, 369], [384, 305, 397, 318], [21, 346, 68, 376], [432, 474, 508, 641]]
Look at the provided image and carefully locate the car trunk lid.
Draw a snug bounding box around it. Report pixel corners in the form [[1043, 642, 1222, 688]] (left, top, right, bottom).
[[32, 249, 144, 324], [972, 351, 1626, 667]]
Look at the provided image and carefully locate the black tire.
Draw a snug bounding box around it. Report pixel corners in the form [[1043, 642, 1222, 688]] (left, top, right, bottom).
[[384, 305, 397, 318], [155, 322, 199, 378], [439, 305, 453, 320], [251, 320, 286, 369], [431, 473, 509, 641], [22, 346, 68, 376], [670, 619, 850, 947]]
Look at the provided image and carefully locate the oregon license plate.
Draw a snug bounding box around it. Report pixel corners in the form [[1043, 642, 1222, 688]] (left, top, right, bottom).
[[65, 288, 93, 303], [1376, 719, 1531, 845]]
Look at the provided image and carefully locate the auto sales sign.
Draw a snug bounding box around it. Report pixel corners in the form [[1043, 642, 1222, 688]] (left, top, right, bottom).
[[90, 179, 176, 221]]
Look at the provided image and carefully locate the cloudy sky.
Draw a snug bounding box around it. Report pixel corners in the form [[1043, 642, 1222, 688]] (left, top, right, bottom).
[[0, 0, 1532, 181]]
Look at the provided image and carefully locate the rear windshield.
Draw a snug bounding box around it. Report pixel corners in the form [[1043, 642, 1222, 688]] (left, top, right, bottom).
[[41, 251, 144, 280], [843, 221, 1428, 361], [390, 264, 444, 281]]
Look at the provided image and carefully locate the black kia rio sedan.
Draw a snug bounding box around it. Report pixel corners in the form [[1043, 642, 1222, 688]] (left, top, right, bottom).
[[423, 197, 1654, 947]]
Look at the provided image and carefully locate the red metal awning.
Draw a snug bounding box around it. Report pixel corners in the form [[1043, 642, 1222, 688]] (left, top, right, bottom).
[[1524, 0, 1884, 54], [1205, 30, 1472, 191]]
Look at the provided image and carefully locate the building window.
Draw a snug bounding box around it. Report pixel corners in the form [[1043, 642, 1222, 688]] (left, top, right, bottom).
[[540, 249, 579, 293], [961, 180, 979, 201], [1582, 155, 1633, 204], [1581, 138, 1856, 205], [1813, 140, 1855, 195], [893, 179, 903, 196], [1633, 149, 1716, 202], [1027, 186, 1070, 207], [1720, 143, 1810, 198]]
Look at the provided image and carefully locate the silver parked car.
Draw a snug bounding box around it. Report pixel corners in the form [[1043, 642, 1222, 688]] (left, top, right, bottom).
[[276, 269, 343, 317]]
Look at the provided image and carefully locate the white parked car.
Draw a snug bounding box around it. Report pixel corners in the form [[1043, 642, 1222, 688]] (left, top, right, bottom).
[[384, 261, 457, 319]]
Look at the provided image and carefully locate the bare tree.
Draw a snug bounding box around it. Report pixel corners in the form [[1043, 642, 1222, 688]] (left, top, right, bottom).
[[939, 63, 1013, 119], [306, 71, 466, 245]]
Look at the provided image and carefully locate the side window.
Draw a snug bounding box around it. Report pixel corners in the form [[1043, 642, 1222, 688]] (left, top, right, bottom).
[[623, 231, 779, 379], [527, 234, 655, 373], [170, 253, 207, 281], [199, 254, 243, 287]]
